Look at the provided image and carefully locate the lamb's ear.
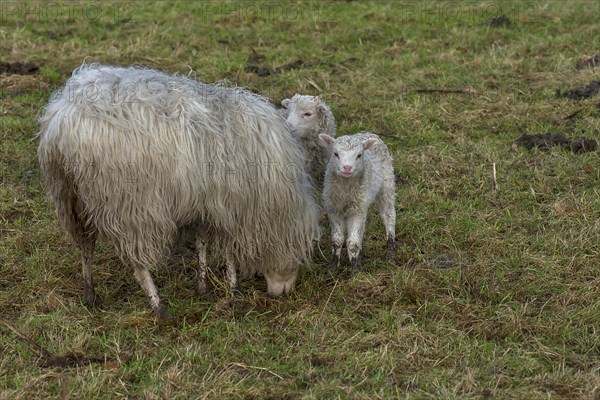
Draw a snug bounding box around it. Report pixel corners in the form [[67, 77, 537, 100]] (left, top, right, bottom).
[[281, 99, 290, 108], [319, 134, 335, 146], [363, 138, 378, 150], [316, 103, 326, 114]]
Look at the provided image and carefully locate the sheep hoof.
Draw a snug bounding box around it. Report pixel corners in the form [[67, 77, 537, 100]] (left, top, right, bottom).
[[153, 304, 173, 320], [231, 288, 245, 298], [325, 251, 342, 277], [82, 286, 96, 309], [386, 237, 397, 260]]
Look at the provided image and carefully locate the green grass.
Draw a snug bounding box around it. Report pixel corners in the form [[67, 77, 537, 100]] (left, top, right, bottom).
[[1, 1, 599, 398]]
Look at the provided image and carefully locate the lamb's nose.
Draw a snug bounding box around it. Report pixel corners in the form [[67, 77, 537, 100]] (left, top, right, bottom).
[[343, 166, 352, 173]]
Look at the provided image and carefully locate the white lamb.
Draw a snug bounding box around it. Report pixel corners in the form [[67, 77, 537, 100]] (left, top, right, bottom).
[[281, 94, 336, 187], [319, 132, 397, 275]]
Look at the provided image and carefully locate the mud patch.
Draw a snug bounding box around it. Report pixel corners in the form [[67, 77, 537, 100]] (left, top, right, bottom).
[[515, 134, 570, 151], [0, 61, 39, 75], [309, 355, 330, 367], [570, 137, 598, 154], [575, 54, 600, 70], [516, 133, 597, 153], [556, 80, 600, 100], [489, 15, 511, 27], [1, 209, 33, 223]]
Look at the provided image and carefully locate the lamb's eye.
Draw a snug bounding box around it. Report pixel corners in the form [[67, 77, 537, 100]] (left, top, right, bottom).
[[303, 112, 313, 117], [357, 154, 362, 159], [334, 152, 339, 158]]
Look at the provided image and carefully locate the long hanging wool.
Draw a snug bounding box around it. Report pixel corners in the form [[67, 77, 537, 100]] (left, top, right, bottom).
[[37, 64, 320, 316]]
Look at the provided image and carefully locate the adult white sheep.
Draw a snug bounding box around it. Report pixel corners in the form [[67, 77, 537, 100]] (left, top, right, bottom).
[[319, 132, 396, 275], [37, 64, 321, 319], [281, 94, 336, 187]]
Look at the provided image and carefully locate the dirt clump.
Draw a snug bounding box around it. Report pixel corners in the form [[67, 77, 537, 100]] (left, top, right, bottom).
[[490, 15, 511, 27], [575, 54, 600, 70], [0, 61, 39, 75], [556, 80, 600, 100], [569, 137, 598, 153], [516, 133, 597, 154]]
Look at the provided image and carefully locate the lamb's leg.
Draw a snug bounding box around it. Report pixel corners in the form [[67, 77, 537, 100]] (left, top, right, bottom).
[[195, 237, 212, 300], [377, 186, 397, 260], [80, 230, 98, 308], [346, 213, 367, 275], [132, 265, 172, 320], [327, 213, 345, 276], [225, 252, 241, 297]]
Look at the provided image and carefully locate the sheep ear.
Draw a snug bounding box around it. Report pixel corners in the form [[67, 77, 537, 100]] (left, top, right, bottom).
[[316, 104, 326, 114], [281, 99, 290, 108], [363, 138, 378, 150], [319, 134, 335, 146]]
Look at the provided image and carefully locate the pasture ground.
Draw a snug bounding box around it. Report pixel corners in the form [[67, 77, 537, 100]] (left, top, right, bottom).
[[1, 1, 599, 399]]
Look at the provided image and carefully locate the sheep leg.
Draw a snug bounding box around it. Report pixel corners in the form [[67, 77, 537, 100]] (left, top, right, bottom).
[[225, 252, 242, 297], [80, 230, 97, 308], [195, 238, 212, 300], [346, 213, 366, 275], [377, 188, 397, 260], [68, 197, 97, 309], [132, 265, 172, 320], [327, 214, 345, 276]]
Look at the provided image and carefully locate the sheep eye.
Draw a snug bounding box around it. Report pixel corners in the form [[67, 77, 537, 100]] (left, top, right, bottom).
[[357, 154, 362, 159], [334, 152, 339, 158], [303, 112, 313, 117]]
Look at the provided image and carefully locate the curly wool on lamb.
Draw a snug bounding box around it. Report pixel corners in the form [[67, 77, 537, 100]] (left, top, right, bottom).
[[319, 132, 397, 274], [281, 94, 336, 187]]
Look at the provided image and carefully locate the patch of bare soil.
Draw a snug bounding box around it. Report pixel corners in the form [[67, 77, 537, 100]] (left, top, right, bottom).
[[1, 209, 34, 223], [575, 54, 600, 70], [556, 80, 600, 100], [516, 133, 597, 154], [0, 61, 39, 75], [489, 15, 511, 27]]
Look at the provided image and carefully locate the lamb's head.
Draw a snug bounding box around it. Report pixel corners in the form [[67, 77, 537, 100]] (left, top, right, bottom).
[[263, 266, 299, 297], [319, 134, 378, 178], [281, 94, 329, 139]]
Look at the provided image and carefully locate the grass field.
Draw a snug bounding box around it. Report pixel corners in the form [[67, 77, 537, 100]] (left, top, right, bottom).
[[1, 1, 599, 398]]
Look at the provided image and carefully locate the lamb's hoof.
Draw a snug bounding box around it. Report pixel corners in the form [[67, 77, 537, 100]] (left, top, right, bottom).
[[350, 255, 362, 276], [231, 288, 245, 298], [82, 287, 96, 309], [386, 238, 397, 260], [153, 304, 173, 321]]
